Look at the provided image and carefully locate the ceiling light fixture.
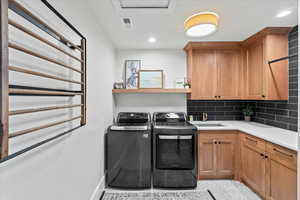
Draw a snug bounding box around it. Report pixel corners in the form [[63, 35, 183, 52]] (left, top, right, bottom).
[[276, 10, 292, 18], [184, 12, 219, 37], [148, 37, 157, 43]]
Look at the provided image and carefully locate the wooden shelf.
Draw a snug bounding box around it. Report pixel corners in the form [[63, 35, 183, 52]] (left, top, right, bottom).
[[112, 88, 191, 94]]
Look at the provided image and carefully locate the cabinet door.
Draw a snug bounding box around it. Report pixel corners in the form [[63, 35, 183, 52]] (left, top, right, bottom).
[[267, 159, 297, 200], [217, 50, 241, 99], [191, 50, 217, 100], [198, 136, 217, 178], [245, 42, 264, 99], [266, 143, 297, 200], [217, 138, 235, 177], [241, 142, 266, 198]]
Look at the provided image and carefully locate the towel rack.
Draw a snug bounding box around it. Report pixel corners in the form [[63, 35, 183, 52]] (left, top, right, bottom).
[[268, 54, 298, 65], [0, 0, 87, 162]]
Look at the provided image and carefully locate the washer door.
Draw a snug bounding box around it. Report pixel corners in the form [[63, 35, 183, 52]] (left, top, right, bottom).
[[156, 134, 194, 170]]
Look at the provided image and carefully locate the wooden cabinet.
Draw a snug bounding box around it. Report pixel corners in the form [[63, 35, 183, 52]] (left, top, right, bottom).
[[244, 41, 264, 99], [266, 143, 297, 200], [197, 131, 298, 199], [185, 27, 290, 100], [217, 49, 241, 99], [198, 131, 236, 179], [186, 46, 241, 100], [241, 134, 267, 198], [198, 136, 217, 177], [240, 133, 298, 200], [191, 50, 217, 99], [217, 137, 236, 176], [242, 28, 290, 100]]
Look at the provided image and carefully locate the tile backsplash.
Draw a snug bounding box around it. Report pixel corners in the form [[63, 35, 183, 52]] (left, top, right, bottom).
[[187, 26, 298, 132]]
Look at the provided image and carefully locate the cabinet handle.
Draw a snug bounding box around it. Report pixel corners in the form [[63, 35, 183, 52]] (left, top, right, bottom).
[[273, 148, 293, 158], [219, 141, 231, 144], [214, 141, 218, 144], [218, 96, 221, 98], [260, 153, 264, 157], [262, 95, 266, 98], [215, 96, 218, 98], [264, 155, 268, 159], [245, 136, 258, 144]]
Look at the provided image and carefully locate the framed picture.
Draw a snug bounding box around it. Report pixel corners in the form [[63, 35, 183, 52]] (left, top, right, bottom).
[[138, 70, 163, 89], [124, 60, 141, 89]]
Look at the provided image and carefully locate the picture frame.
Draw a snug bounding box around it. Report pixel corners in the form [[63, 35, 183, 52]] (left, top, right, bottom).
[[138, 70, 164, 89], [124, 60, 141, 89]]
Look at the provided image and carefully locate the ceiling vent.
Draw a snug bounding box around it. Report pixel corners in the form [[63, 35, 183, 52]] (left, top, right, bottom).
[[112, 0, 176, 13], [120, 0, 170, 9], [122, 17, 133, 28]]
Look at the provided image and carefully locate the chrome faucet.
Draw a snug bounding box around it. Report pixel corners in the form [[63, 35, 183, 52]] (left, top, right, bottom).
[[202, 112, 208, 121]]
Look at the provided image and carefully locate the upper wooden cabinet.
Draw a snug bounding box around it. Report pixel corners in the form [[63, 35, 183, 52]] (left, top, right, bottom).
[[185, 43, 242, 100], [217, 49, 241, 99], [242, 27, 291, 100], [184, 27, 291, 100]]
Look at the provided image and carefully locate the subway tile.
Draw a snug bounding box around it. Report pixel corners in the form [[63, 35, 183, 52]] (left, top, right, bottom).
[[252, 117, 266, 124], [289, 68, 298, 76], [289, 90, 298, 97], [289, 83, 298, 90], [288, 125, 298, 132], [225, 111, 243, 116], [216, 106, 234, 111], [289, 111, 298, 118], [288, 97, 298, 104], [257, 102, 276, 108], [257, 113, 275, 120], [276, 116, 298, 124], [289, 76, 298, 83], [206, 101, 225, 106], [215, 115, 235, 120], [265, 120, 288, 129]]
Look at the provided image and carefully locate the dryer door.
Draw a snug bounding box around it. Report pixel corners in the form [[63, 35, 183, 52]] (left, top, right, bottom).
[[156, 134, 195, 170]]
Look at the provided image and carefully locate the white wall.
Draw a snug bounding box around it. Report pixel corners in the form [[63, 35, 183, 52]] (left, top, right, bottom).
[[114, 49, 187, 114], [0, 0, 115, 200]]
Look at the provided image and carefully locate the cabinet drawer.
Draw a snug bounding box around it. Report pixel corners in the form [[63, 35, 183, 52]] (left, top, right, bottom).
[[267, 143, 297, 171], [241, 133, 266, 152]]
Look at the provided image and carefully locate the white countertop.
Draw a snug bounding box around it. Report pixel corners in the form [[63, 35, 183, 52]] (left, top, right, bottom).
[[190, 121, 299, 152]]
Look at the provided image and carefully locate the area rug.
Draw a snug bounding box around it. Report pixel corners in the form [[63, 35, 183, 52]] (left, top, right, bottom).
[[101, 190, 214, 200]]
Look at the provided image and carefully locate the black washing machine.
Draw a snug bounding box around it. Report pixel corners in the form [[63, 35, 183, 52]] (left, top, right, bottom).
[[106, 112, 152, 189], [152, 112, 198, 189]]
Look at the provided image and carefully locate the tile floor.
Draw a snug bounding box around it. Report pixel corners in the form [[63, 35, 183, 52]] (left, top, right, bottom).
[[103, 180, 262, 200]]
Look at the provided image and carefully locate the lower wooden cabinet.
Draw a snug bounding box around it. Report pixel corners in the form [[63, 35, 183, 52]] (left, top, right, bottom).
[[240, 134, 267, 198], [198, 131, 236, 179], [240, 133, 298, 200], [266, 143, 297, 200], [198, 131, 298, 200]]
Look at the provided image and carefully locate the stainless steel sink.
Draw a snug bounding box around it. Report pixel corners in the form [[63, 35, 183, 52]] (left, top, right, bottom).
[[194, 123, 225, 127]]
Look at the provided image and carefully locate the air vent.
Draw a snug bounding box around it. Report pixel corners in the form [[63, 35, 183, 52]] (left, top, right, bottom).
[[120, 0, 170, 9], [112, 0, 176, 13], [122, 17, 132, 28]]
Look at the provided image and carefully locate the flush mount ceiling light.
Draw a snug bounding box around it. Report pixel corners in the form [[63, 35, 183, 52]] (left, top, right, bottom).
[[148, 37, 157, 43], [184, 12, 219, 37], [276, 10, 292, 18]]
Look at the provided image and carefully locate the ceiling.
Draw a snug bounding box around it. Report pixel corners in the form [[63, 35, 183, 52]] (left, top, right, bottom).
[[87, 0, 298, 49]]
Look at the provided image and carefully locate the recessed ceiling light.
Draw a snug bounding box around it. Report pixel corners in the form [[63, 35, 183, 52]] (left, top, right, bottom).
[[276, 10, 292, 18], [148, 37, 157, 43], [184, 12, 219, 37]]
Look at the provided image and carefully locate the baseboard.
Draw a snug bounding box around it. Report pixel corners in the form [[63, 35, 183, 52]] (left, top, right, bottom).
[[89, 175, 105, 200]]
